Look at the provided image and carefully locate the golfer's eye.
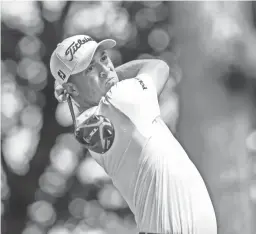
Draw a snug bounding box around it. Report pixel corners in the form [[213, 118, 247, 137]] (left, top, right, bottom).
[[101, 55, 107, 62], [86, 65, 94, 73]]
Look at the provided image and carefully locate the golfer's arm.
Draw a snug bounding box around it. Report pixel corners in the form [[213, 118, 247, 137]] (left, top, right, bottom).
[[116, 59, 169, 96]]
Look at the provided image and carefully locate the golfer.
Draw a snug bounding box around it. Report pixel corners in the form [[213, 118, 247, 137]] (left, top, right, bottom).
[[50, 35, 217, 234]]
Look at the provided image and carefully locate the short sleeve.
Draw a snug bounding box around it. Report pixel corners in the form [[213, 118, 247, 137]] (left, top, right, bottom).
[[135, 73, 158, 97]]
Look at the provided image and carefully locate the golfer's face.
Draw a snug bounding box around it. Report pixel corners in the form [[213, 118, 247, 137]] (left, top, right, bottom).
[[72, 49, 119, 105]]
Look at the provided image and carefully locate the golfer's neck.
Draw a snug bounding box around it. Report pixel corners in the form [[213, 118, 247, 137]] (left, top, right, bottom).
[[77, 102, 96, 114]]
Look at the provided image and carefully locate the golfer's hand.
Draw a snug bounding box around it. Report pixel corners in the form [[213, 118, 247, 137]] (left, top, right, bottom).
[[54, 81, 75, 103]]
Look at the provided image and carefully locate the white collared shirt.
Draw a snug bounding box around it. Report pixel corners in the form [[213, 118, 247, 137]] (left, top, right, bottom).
[[77, 74, 217, 234]]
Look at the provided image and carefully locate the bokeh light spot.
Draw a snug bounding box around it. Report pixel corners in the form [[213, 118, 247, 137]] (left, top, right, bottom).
[[1, 89, 23, 118], [20, 105, 43, 130], [50, 146, 78, 176], [28, 200, 56, 226], [18, 36, 41, 57], [68, 198, 86, 219], [98, 184, 127, 209], [3, 127, 40, 175], [77, 157, 110, 184], [148, 28, 170, 52], [246, 131, 256, 152], [47, 226, 70, 234], [39, 171, 67, 197], [55, 102, 73, 127], [22, 223, 43, 234], [249, 183, 256, 203]]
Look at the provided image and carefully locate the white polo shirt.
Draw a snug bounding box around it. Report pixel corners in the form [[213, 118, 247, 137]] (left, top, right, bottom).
[[77, 75, 217, 234]]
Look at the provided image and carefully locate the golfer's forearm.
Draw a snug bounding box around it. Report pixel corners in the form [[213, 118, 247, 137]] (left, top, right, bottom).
[[138, 59, 169, 95], [116, 59, 169, 96], [115, 59, 161, 81]]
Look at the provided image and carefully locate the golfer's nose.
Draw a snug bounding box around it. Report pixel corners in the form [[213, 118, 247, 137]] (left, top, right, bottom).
[[99, 65, 110, 79]]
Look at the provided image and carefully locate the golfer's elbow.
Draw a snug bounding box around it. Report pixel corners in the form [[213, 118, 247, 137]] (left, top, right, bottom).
[[152, 59, 170, 91], [156, 59, 170, 80]]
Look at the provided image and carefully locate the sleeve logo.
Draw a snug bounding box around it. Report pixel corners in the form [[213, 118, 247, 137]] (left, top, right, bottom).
[[135, 78, 147, 90]]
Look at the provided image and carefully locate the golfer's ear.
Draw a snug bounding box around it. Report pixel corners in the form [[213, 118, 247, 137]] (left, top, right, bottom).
[[63, 83, 79, 97]]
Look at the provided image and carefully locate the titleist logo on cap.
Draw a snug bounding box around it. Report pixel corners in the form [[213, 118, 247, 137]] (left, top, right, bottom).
[[65, 37, 94, 61]]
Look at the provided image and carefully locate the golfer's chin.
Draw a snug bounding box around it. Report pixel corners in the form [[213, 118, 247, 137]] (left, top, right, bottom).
[[106, 79, 118, 90]]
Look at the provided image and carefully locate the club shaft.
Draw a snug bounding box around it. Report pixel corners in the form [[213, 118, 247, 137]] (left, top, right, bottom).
[[67, 95, 77, 129]]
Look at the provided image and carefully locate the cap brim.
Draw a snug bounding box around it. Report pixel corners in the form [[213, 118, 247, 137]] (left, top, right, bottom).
[[96, 39, 116, 51]]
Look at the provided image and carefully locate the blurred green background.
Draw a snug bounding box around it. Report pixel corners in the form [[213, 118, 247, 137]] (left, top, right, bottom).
[[1, 1, 256, 234]]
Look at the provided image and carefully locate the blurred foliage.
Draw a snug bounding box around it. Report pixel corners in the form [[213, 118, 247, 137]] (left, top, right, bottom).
[[1, 1, 256, 234], [1, 1, 179, 234], [172, 2, 256, 234]]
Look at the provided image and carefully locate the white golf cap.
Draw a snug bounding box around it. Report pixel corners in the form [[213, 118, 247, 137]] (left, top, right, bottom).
[[50, 35, 116, 85]]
